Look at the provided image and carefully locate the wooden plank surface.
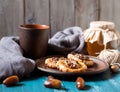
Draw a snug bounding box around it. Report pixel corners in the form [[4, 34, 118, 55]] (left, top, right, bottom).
[[0, 0, 120, 38], [25, 0, 49, 25], [100, 0, 120, 32], [0, 0, 24, 38], [50, 0, 75, 36], [1, 70, 120, 92], [25, 0, 50, 37], [75, 0, 99, 30]]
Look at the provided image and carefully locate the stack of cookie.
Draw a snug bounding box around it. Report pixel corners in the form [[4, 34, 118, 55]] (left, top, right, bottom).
[[45, 53, 94, 73]]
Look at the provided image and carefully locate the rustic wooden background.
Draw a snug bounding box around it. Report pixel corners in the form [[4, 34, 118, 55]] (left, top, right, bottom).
[[0, 0, 120, 38]]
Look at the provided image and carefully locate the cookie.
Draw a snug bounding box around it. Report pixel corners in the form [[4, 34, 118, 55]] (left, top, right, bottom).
[[67, 53, 94, 67], [45, 57, 66, 69], [57, 59, 87, 72]]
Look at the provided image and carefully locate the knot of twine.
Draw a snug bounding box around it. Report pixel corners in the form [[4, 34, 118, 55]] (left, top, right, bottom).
[[98, 49, 120, 67]]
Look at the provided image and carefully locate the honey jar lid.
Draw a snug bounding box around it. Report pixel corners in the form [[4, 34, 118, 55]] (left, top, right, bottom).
[[84, 27, 119, 45], [90, 21, 115, 31]]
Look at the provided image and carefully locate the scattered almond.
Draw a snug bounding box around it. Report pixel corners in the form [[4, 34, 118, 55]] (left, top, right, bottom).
[[44, 76, 61, 89], [76, 77, 85, 90], [111, 64, 119, 73], [3, 75, 19, 86]]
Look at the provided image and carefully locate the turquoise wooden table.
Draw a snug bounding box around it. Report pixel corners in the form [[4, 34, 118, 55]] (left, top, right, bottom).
[[0, 69, 120, 92]]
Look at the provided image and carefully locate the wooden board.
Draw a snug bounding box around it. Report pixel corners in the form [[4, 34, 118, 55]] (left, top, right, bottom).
[[75, 0, 99, 30], [25, 0, 50, 37], [0, 0, 24, 38], [0, 0, 120, 38], [25, 0, 49, 25], [50, 0, 75, 36], [1, 71, 120, 92], [100, 0, 120, 32]]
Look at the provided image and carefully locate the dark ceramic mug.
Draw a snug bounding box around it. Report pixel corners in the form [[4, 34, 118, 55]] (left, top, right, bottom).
[[18, 24, 49, 59]]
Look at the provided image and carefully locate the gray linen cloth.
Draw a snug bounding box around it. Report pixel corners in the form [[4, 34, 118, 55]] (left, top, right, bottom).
[[48, 27, 87, 55], [0, 36, 35, 81]]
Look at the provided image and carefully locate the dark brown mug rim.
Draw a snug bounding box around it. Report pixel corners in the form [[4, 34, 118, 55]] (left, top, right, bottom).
[[19, 24, 49, 30]]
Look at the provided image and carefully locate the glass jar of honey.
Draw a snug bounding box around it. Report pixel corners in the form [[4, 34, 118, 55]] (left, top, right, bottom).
[[84, 21, 119, 56]]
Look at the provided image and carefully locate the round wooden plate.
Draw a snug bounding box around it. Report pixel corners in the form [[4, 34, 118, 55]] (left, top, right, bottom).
[[36, 55, 109, 76]]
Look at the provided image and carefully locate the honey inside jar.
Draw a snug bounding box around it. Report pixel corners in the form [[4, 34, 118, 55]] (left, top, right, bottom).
[[87, 42, 112, 56]]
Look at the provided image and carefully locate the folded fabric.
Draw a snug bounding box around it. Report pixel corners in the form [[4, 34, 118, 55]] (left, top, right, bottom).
[[0, 36, 35, 81], [48, 27, 87, 55]]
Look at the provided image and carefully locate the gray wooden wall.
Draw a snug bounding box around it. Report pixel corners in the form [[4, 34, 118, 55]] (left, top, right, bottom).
[[0, 0, 120, 38]]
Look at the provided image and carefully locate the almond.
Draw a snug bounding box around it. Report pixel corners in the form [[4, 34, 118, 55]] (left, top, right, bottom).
[[3, 75, 19, 86]]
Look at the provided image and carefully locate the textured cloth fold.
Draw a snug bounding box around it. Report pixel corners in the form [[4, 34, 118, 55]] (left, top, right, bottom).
[[48, 27, 87, 55], [84, 28, 119, 45], [0, 36, 35, 80]]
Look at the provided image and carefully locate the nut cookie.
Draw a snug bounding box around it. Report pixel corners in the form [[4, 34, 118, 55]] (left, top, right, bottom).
[[57, 59, 87, 72], [67, 53, 94, 67], [45, 57, 66, 69]]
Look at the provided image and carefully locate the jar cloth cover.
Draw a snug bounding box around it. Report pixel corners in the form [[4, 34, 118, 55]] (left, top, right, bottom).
[[84, 21, 120, 56]]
